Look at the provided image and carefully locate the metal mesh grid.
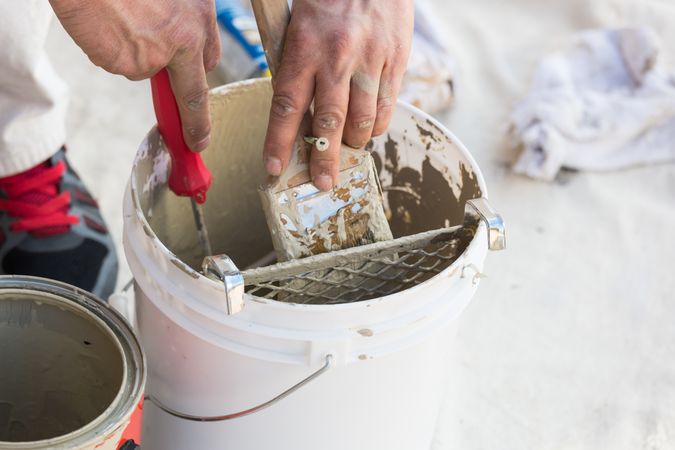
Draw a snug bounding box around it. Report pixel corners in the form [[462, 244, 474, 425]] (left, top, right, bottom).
[[244, 220, 477, 305]]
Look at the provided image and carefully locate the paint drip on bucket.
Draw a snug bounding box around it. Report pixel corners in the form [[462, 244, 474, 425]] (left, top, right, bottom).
[[0, 276, 145, 450]]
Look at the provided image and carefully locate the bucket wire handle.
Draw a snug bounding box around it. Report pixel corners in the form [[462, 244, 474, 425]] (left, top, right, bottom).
[[144, 354, 333, 422]]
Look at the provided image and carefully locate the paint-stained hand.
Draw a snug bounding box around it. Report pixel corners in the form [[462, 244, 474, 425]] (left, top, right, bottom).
[[262, 0, 414, 191], [49, 0, 220, 152]]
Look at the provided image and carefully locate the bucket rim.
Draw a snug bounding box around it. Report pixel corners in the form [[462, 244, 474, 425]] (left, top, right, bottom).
[[0, 275, 146, 449], [129, 77, 488, 311]]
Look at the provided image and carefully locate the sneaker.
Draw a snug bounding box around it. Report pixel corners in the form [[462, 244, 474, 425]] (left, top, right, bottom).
[[0, 148, 118, 299]]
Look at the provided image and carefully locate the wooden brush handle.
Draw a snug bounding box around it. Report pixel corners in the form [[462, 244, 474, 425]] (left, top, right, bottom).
[[250, 0, 291, 78]]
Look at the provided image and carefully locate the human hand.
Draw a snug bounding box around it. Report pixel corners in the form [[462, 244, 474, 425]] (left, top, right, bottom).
[[49, 0, 220, 151], [262, 0, 414, 191]]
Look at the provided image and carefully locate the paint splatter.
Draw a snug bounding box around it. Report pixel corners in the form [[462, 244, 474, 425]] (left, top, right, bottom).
[[378, 134, 481, 238]]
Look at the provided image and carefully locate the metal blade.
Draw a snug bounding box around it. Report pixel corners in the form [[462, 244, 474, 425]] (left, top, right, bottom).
[[191, 199, 213, 257]]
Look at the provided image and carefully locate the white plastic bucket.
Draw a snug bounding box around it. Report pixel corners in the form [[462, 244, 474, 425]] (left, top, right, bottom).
[[0, 276, 145, 450], [124, 78, 495, 450]]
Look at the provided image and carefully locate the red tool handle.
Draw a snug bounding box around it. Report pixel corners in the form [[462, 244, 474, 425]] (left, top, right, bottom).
[[150, 68, 212, 204]]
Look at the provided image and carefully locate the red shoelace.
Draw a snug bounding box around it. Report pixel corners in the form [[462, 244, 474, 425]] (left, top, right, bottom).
[[0, 160, 79, 237]]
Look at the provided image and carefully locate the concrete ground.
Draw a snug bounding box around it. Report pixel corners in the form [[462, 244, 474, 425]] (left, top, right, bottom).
[[47, 0, 675, 448]]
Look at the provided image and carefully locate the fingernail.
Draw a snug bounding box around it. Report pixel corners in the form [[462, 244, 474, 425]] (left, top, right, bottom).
[[265, 156, 282, 176], [192, 135, 210, 152], [346, 138, 368, 149], [313, 174, 334, 191]]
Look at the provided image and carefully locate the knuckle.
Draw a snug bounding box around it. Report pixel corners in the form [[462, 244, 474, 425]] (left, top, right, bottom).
[[97, 59, 122, 75], [311, 155, 338, 172], [174, 29, 203, 53], [393, 38, 409, 55], [92, 51, 126, 75], [350, 113, 375, 130], [124, 73, 145, 82], [314, 109, 345, 131], [391, 48, 407, 66], [277, 57, 309, 84], [99, 48, 165, 80], [180, 87, 209, 112], [285, 25, 315, 56], [114, 63, 144, 79], [363, 39, 380, 60], [143, 51, 169, 74], [270, 93, 302, 121], [125, 64, 157, 81], [330, 30, 353, 58]]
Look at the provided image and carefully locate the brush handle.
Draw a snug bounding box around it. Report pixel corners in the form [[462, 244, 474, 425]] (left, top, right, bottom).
[[250, 0, 290, 77], [151, 68, 212, 204], [251, 0, 313, 187]]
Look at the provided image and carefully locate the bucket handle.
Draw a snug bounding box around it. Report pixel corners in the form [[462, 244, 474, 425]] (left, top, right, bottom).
[[144, 354, 334, 422]]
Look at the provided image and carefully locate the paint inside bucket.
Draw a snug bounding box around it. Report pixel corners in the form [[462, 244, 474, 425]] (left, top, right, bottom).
[[0, 277, 145, 449], [135, 79, 482, 280]]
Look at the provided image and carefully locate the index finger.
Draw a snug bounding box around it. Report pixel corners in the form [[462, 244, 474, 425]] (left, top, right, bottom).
[[167, 53, 211, 152], [262, 58, 315, 176]]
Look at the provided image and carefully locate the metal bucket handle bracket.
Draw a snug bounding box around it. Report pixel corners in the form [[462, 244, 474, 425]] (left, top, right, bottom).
[[202, 254, 245, 315], [466, 198, 506, 251], [144, 354, 334, 422]]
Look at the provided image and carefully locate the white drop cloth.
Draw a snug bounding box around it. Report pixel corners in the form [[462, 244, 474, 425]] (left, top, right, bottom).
[[511, 27, 675, 181]]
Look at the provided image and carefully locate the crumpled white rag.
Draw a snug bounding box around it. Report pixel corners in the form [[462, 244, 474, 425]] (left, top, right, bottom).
[[510, 27, 675, 181]]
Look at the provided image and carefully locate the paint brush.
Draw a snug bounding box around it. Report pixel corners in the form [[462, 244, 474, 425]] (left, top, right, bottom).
[[252, 0, 393, 262], [151, 68, 213, 257]]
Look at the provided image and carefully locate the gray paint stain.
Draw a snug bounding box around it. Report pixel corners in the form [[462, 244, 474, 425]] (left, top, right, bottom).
[[378, 134, 481, 238]]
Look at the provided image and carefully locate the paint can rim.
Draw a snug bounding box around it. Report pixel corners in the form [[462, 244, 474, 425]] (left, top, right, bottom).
[[0, 275, 146, 449]]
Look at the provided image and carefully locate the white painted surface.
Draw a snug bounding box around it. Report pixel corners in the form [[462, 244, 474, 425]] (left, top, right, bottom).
[[46, 0, 675, 448]]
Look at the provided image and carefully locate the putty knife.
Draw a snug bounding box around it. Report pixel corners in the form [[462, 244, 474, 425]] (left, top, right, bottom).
[[252, 0, 393, 262], [151, 68, 213, 256]]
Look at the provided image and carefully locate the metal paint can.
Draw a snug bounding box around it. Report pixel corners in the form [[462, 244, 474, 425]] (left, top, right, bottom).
[[0, 276, 145, 450]]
